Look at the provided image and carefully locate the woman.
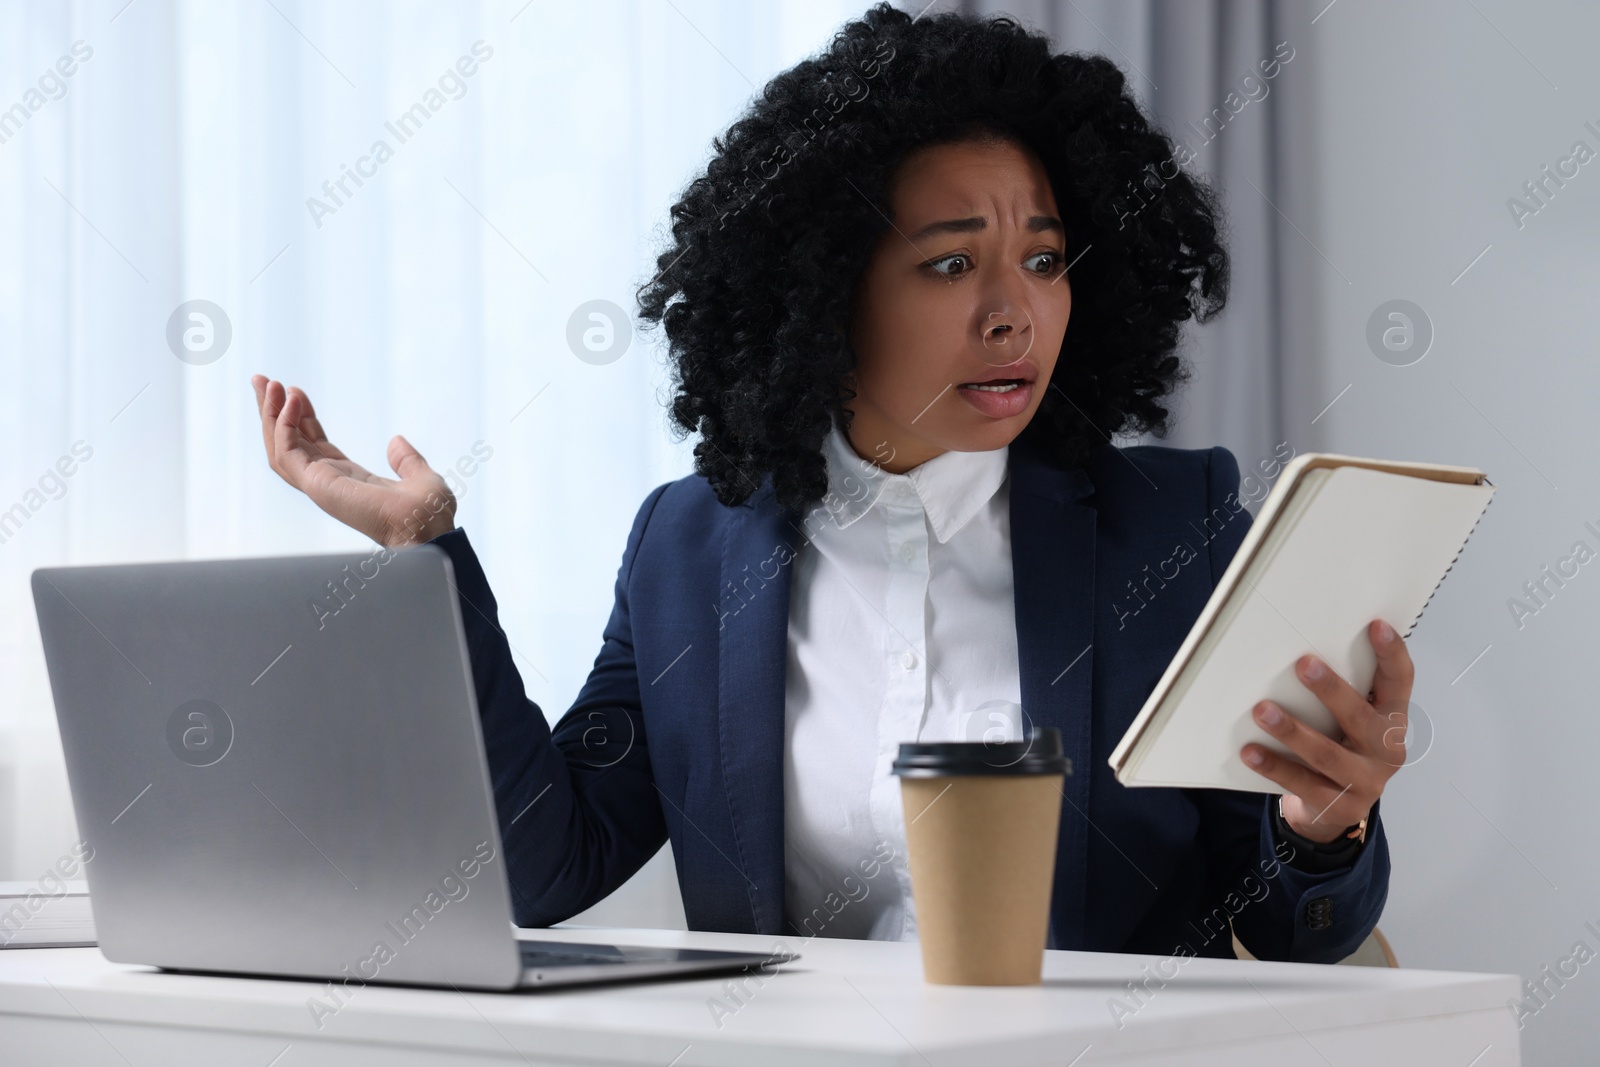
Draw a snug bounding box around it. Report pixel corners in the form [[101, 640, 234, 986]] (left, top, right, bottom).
[[251, 3, 1406, 962]]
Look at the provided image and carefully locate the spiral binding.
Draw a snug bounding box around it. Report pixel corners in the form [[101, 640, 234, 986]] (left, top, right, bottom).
[[1401, 473, 1497, 641]]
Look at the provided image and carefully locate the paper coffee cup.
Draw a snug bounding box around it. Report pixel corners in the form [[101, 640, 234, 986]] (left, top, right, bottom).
[[893, 728, 1070, 986]]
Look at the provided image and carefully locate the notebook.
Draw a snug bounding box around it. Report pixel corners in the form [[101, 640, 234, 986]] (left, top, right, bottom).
[[1108, 451, 1496, 793], [0, 880, 96, 949]]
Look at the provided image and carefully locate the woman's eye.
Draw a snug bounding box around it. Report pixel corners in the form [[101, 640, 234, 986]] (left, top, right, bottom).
[[1024, 251, 1062, 275], [925, 253, 971, 277]]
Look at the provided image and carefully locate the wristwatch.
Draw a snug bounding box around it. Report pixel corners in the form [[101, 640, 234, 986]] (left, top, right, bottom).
[[1273, 795, 1368, 872]]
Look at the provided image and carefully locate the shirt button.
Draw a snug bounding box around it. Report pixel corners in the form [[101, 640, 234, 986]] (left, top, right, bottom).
[[899, 543, 917, 562], [901, 649, 917, 670]]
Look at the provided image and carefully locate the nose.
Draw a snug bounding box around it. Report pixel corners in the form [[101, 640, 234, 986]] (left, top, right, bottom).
[[980, 307, 1033, 365]]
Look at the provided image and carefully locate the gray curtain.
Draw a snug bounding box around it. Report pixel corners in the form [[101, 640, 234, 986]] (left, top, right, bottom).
[[902, 0, 1313, 478]]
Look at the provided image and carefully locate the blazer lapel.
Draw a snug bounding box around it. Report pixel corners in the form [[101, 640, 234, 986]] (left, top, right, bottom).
[[1008, 437, 1098, 950], [715, 482, 798, 935]]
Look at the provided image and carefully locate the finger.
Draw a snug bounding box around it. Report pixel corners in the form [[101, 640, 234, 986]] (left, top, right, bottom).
[[276, 388, 339, 489], [1251, 701, 1364, 785], [1368, 618, 1415, 717], [1239, 742, 1342, 805], [273, 387, 318, 483], [251, 373, 270, 455], [281, 387, 340, 464], [1295, 652, 1382, 749], [1377, 706, 1410, 768], [285, 386, 348, 462], [256, 378, 287, 475], [288, 385, 328, 445], [387, 434, 433, 482]]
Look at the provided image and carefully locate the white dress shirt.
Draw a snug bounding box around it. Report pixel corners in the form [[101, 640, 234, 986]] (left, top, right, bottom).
[[783, 422, 1025, 942]]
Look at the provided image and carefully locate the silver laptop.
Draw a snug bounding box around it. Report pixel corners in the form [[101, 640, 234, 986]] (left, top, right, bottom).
[[32, 544, 787, 990]]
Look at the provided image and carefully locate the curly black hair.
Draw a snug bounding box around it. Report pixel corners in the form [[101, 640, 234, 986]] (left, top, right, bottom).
[[635, 1, 1230, 513]]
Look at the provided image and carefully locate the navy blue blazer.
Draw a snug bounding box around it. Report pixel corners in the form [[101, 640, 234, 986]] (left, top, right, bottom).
[[429, 434, 1389, 963]]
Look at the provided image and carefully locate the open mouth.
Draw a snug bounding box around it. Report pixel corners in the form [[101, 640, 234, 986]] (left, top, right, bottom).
[[959, 379, 1027, 393]]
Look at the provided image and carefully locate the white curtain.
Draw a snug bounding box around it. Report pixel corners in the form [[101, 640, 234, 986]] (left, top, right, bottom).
[[0, 0, 877, 924]]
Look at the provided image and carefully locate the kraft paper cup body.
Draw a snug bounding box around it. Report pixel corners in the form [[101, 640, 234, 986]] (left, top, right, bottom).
[[894, 729, 1069, 986]]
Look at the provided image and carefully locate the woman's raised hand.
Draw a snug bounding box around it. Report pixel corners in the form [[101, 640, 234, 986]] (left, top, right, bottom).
[[251, 374, 457, 547]]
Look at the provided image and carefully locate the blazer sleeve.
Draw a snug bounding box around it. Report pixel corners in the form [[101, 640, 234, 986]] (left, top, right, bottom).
[[1183, 445, 1392, 964], [424, 482, 673, 927]]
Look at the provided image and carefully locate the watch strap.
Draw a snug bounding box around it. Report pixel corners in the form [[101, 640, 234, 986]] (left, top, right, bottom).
[[1272, 795, 1366, 873]]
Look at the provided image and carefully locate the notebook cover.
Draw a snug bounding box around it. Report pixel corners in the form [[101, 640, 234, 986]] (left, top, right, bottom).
[[1108, 451, 1495, 793]]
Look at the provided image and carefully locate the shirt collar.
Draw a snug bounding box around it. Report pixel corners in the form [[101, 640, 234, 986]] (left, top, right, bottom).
[[819, 421, 1009, 544]]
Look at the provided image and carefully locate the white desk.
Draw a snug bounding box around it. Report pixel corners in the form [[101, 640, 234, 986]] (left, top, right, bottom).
[[0, 926, 1520, 1066]]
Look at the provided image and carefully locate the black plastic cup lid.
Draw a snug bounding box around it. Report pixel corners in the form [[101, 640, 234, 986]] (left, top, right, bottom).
[[892, 727, 1071, 778]]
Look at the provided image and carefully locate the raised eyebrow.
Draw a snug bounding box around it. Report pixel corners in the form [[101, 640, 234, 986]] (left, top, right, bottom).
[[908, 214, 1064, 242]]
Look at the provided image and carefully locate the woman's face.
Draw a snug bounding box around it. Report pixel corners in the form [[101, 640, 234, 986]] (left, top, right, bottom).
[[845, 136, 1071, 473]]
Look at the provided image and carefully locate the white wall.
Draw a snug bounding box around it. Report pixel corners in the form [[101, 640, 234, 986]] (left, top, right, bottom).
[[1280, 2, 1600, 1062]]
